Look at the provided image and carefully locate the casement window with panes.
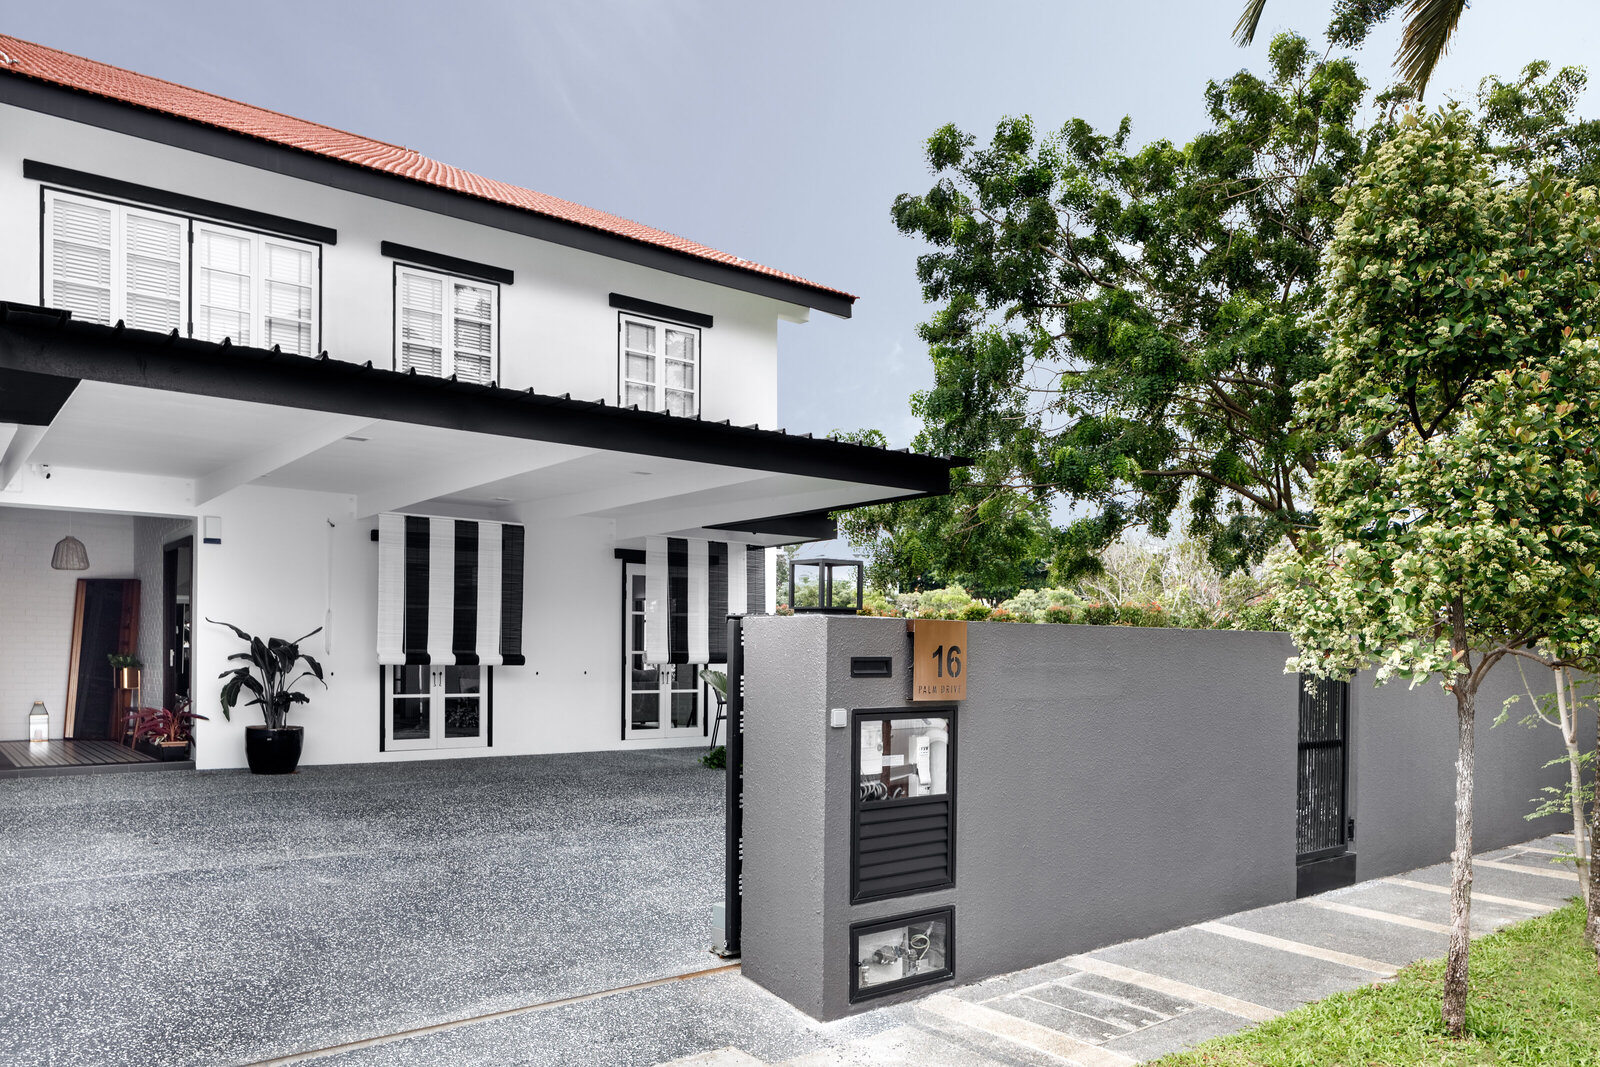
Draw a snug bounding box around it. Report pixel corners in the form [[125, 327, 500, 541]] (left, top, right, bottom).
[[43, 189, 320, 356], [45, 191, 187, 334], [395, 266, 498, 385], [619, 314, 699, 416], [192, 222, 318, 354]]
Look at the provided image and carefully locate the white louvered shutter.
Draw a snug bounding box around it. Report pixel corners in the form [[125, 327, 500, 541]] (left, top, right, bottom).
[[46, 193, 115, 325], [193, 224, 252, 345], [397, 269, 445, 377], [122, 208, 185, 333], [451, 280, 496, 384], [263, 239, 316, 355]]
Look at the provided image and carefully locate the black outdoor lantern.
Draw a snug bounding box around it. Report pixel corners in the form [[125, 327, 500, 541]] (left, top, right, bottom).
[[787, 557, 864, 615]]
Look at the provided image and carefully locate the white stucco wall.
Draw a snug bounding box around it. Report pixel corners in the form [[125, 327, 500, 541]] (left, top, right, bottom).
[[0, 507, 136, 738], [0, 102, 794, 428], [132, 515, 196, 708], [0, 472, 735, 765]]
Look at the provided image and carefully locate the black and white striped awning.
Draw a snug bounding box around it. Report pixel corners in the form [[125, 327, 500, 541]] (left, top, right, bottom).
[[643, 536, 766, 665], [377, 513, 525, 666]]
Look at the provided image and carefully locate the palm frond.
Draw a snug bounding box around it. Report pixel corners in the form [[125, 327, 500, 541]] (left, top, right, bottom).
[[1397, 0, 1468, 97], [1233, 0, 1269, 45]]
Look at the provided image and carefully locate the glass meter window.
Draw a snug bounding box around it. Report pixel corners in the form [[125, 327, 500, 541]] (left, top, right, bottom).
[[858, 716, 950, 803], [850, 909, 953, 1001]]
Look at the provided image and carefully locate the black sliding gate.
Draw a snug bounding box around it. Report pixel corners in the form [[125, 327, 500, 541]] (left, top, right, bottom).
[[1296, 674, 1355, 895]]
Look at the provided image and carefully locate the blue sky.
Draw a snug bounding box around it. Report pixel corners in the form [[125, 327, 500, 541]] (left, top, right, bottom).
[[9, 0, 1598, 499]]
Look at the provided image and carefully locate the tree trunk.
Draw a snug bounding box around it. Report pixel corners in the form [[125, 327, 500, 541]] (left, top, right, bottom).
[[1590, 705, 1600, 975], [1556, 670, 1591, 910], [1589, 799, 1600, 977], [1442, 684, 1475, 1037]]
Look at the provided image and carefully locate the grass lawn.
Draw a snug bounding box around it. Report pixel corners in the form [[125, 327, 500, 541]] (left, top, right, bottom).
[[1152, 898, 1599, 1066]]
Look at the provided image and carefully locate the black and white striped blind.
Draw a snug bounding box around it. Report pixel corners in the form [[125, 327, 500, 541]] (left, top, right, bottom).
[[377, 513, 525, 666], [643, 536, 767, 665]]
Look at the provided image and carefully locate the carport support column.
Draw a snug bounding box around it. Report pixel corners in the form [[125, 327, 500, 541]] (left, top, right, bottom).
[[723, 614, 745, 958]]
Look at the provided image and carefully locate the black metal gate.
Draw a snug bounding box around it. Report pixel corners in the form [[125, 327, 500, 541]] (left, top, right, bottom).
[[718, 615, 745, 958], [1296, 674, 1349, 862]]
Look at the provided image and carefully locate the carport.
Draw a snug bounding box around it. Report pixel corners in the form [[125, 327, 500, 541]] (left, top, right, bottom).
[[0, 747, 725, 1067]]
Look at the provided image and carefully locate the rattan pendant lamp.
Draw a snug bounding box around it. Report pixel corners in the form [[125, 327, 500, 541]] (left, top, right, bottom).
[[50, 513, 89, 571]]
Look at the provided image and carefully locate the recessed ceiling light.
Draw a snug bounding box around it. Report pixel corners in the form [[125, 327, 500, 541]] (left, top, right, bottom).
[[492, 496, 513, 502], [630, 470, 652, 476], [344, 435, 370, 442]]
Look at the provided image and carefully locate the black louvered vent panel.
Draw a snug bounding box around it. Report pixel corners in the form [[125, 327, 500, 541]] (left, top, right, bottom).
[[855, 798, 952, 901]]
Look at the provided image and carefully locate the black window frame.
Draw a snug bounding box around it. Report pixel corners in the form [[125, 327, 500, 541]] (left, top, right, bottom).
[[616, 310, 703, 418], [851, 706, 957, 903], [36, 183, 325, 355], [848, 905, 955, 1003], [390, 261, 503, 386]]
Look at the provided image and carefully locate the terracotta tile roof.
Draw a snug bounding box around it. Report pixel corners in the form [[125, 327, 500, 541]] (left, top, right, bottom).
[[0, 34, 854, 305]]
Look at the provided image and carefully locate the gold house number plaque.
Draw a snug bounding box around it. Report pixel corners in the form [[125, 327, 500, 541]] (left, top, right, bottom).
[[910, 619, 967, 701]]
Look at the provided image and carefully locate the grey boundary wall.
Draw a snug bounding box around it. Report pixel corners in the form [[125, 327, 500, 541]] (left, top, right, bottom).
[[739, 615, 1568, 1021]]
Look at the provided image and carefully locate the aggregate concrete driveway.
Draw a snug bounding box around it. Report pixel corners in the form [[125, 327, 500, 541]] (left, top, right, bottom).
[[0, 748, 725, 1067]]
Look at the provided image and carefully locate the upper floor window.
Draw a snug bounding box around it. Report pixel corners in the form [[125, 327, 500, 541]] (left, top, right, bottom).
[[620, 314, 699, 416], [194, 223, 318, 354], [43, 189, 320, 356], [45, 191, 187, 334], [395, 266, 498, 385]]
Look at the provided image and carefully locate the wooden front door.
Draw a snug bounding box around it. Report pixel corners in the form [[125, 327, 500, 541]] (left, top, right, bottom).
[[65, 579, 140, 740]]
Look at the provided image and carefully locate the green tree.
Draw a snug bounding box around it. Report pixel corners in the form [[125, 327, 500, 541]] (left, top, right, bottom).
[[844, 35, 1371, 587], [1275, 110, 1600, 1032], [1233, 0, 1465, 97]]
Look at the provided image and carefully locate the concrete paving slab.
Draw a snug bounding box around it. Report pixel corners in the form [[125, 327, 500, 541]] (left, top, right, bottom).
[[988, 990, 1140, 1044], [1101, 1006, 1253, 1062], [1060, 972, 1202, 1019], [1085, 927, 1380, 1013], [1220, 899, 1445, 966], [1397, 858, 1579, 908], [946, 960, 1081, 1003], [1383, 876, 1551, 913], [1025, 981, 1169, 1032], [1323, 879, 1541, 932]]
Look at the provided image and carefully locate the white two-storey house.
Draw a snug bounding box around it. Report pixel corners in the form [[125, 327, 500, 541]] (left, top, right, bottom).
[[0, 35, 959, 771]]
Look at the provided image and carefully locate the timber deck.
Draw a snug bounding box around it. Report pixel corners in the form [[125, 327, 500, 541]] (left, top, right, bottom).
[[0, 739, 192, 778]]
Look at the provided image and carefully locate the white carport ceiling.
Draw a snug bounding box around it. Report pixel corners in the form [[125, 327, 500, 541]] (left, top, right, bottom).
[[29, 381, 919, 534]]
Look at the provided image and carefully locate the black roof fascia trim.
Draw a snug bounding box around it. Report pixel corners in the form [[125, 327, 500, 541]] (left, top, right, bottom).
[[0, 305, 960, 492], [707, 510, 837, 541], [24, 159, 338, 245], [0, 364, 78, 424], [614, 548, 646, 563], [381, 242, 513, 286], [2, 76, 852, 317], [609, 293, 712, 329]]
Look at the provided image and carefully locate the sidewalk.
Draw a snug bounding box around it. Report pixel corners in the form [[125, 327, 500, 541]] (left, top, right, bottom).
[[292, 833, 1581, 1067]]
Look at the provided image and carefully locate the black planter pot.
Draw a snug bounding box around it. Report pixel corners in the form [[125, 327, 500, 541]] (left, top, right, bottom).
[[245, 725, 304, 775], [155, 742, 191, 762]]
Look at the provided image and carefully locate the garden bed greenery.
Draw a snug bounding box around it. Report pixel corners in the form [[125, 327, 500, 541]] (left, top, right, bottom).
[[1153, 899, 1599, 1066]]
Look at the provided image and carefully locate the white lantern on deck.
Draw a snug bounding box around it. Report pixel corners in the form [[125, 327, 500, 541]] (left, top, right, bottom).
[[28, 702, 49, 743]]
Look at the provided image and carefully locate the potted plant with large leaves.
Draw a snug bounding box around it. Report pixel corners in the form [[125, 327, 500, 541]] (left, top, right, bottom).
[[210, 619, 325, 775]]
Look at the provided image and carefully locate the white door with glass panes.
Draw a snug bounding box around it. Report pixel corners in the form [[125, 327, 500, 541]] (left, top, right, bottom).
[[619, 315, 699, 416], [624, 562, 701, 738], [386, 665, 487, 750]]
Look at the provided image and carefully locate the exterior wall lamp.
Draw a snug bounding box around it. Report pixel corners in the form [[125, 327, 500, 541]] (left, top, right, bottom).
[[789, 558, 865, 615]]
